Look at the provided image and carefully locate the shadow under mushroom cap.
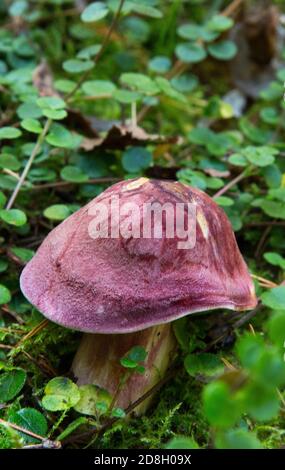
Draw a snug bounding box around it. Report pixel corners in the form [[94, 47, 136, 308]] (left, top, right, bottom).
[[20, 178, 257, 333]]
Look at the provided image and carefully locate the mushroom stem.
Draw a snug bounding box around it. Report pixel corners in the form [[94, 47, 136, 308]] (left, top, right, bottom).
[[71, 323, 176, 415]]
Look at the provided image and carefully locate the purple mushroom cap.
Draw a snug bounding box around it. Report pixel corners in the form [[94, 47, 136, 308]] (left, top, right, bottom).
[[20, 178, 257, 333]]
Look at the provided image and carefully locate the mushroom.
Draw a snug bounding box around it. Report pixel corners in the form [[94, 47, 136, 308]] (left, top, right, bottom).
[[20, 178, 257, 414]]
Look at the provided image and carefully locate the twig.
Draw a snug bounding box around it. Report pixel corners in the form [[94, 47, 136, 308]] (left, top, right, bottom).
[[15, 319, 49, 348], [0, 418, 45, 441], [254, 226, 272, 259], [6, 119, 52, 210], [22, 440, 61, 449], [251, 274, 277, 289], [222, 0, 243, 17], [21, 350, 58, 378], [245, 221, 285, 228], [1, 305, 25, 324], [233, 304, 261, 329], [221, 357, 237, 370], [28, 177, 120, 191], [213, 170, 248, 198]]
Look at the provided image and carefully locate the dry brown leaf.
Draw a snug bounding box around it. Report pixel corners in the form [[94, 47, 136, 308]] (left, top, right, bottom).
[[204, 168, 230, 178], [80, 124, 182, 151], [32, 61, 59, 97]]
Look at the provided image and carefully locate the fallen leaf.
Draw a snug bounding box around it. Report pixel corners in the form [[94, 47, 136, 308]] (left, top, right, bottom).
[[32, 61, 59, 97], [80, 124, 182, 151], [204, 168, 230, 178]]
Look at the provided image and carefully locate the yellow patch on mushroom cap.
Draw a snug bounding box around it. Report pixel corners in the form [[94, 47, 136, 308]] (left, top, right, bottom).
[[124, 177, 149, 191], [197, 210, 209, 239], [250, 282, 256, 299], [161, 181, 189, 199]]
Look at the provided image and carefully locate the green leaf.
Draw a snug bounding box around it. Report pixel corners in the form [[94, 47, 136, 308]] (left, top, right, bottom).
[[264, 252, 285, 269], [188, 126, 215, 145], [17, 102, 42, 119], [0, 285, 11, 305], [120, 345, 147, 370], [214, 196, 234, 207], [0, 259, 8, 273], [171, 74, 198, 93], [9, 408, 48, 443], [252, 349, 285, 387], [206, 133, 230, 157], [0, 368, 26, 402], [277, 68, 285, 82], [165, 436, 199, 449], [228, 153, 247, 167], [262, 165, 282, 189], [203, 381, 241, 428], [42, 108, 67, 120], [37, 96, 66, 110], [0, 191, 6, 209], [82, 80, 116, 97], [61, 166, 88, 183], [239, 118, 270, 144], [173, 317, 189, 351], [54, 79, 76, 93], [0, 209, 27, 226], [81, 2, 109, 23], [10, 247, 34, 263], [21, 118, 43, 134], [177, 23, 205, 41], [148, 56, 171, 74], [243, 382, 280, 421], [63, 59, 94, 74], [120, 358, 137, 368], [77, 44, 101, 60], [42, 377, 80, 411], [243, 146, 277, 167], [46, 124, 81, 149], [9, 1, 28, 17], [267, 311, 285, 350], [261, 286, 285, 310], [184, 353, 222, 376], [127, 346, 147, 363], [206, 15, 234, 32], [259, 200, 285, 219], [208, 40, 237, 60], [0, 127, 22, 140], [155, 77, 186, 103], [120, 73, 159, 95], [236, 333, 264, 369], [260, 81, 284, 101], [43, 204, 71, 221], [129, 3, 162, 19], [74, 384, 111, 416], [122, 146, 152, 172], [111, 407, 126, 418], [260, 107, 278, 125], [0, 154, 21, 171], [268, 187, 285, 201], [178, 168, 207, 190], [175, 42, 206, 63], [57, 417, 90, 441], [215, 429, 262, 449], [113, 89, 142, 103]]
